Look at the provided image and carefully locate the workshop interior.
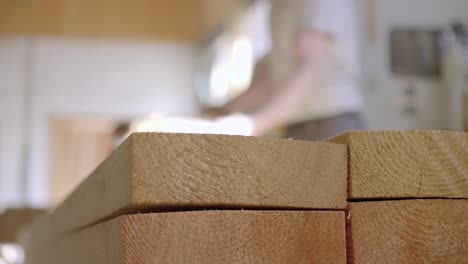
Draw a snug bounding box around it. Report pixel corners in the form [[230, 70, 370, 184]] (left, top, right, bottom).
[[0, 0, 467, 263]]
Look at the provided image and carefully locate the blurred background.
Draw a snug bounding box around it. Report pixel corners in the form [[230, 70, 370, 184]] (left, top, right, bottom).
[[0, 1, 467, 258]]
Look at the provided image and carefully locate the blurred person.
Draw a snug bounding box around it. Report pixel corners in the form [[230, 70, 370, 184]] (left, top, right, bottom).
[[213, 0, 365, 141]]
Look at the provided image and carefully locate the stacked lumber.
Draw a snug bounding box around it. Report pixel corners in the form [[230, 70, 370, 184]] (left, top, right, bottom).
[[23, 133, 348, 263], [329, 131, 468, 263], [22, 131, 468, 263]]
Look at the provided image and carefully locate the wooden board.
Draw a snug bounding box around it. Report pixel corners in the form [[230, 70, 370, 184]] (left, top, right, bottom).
[[48, 117, 115, 206], [0, 208, 43, 243], [348, 200, 468, 264], [46, 133, 346, 236], [329, 131, 468, 199], [464, 93, 468, 131], [200, 0, 244, 36], [29, 211, 346, 264], [0, 0, 202, 42]]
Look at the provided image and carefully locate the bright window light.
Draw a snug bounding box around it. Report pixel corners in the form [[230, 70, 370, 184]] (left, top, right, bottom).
[[229, 37, 254, 92], [1, 244, 24, 263], [209, 62, 230, 102]]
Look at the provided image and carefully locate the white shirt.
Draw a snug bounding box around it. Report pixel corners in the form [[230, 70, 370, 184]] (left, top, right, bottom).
[[270, 0, 363, 123]]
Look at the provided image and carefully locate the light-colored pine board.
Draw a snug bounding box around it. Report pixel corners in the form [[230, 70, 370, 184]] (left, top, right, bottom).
[[0, 208, 43, 243], [31, 211, 346, 264], [329, 130, 468, 199], [349, 200, 468, 264], [46, 133, 346, 236], [20, 215, 52, 264]]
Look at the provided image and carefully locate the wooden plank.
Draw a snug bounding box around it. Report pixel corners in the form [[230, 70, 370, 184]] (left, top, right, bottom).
[[45, 133, 347, 236], [0, 208, 43, 243], [199, 0, 244, 36], [348, 200, 468, 264], [48, 117, 114, 206], [31, 211, 346, 264], [0, 0, 202, 42], [20, 215, 53, 264], [464, 93, 468, 131], [329, 131, 468, 199]]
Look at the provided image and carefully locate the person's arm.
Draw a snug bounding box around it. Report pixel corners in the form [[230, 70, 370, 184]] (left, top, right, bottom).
[[251, 31, 332, 136], [205, 64, 273, 115], [222, 69, 274, 113]]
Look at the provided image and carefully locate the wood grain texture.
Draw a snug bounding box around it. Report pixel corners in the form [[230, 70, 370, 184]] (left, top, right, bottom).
[[42, 211, 346, 264], [329, 130, 468, 199], [349, 200, 468, 264], [0, 208, 43, 243], [47, 133, 346, 236]]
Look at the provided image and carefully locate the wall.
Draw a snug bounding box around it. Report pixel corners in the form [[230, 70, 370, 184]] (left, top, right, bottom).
[[0, 40, 26, 208], [359, 0, 468, 130], [0, 38, 198, 208]]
